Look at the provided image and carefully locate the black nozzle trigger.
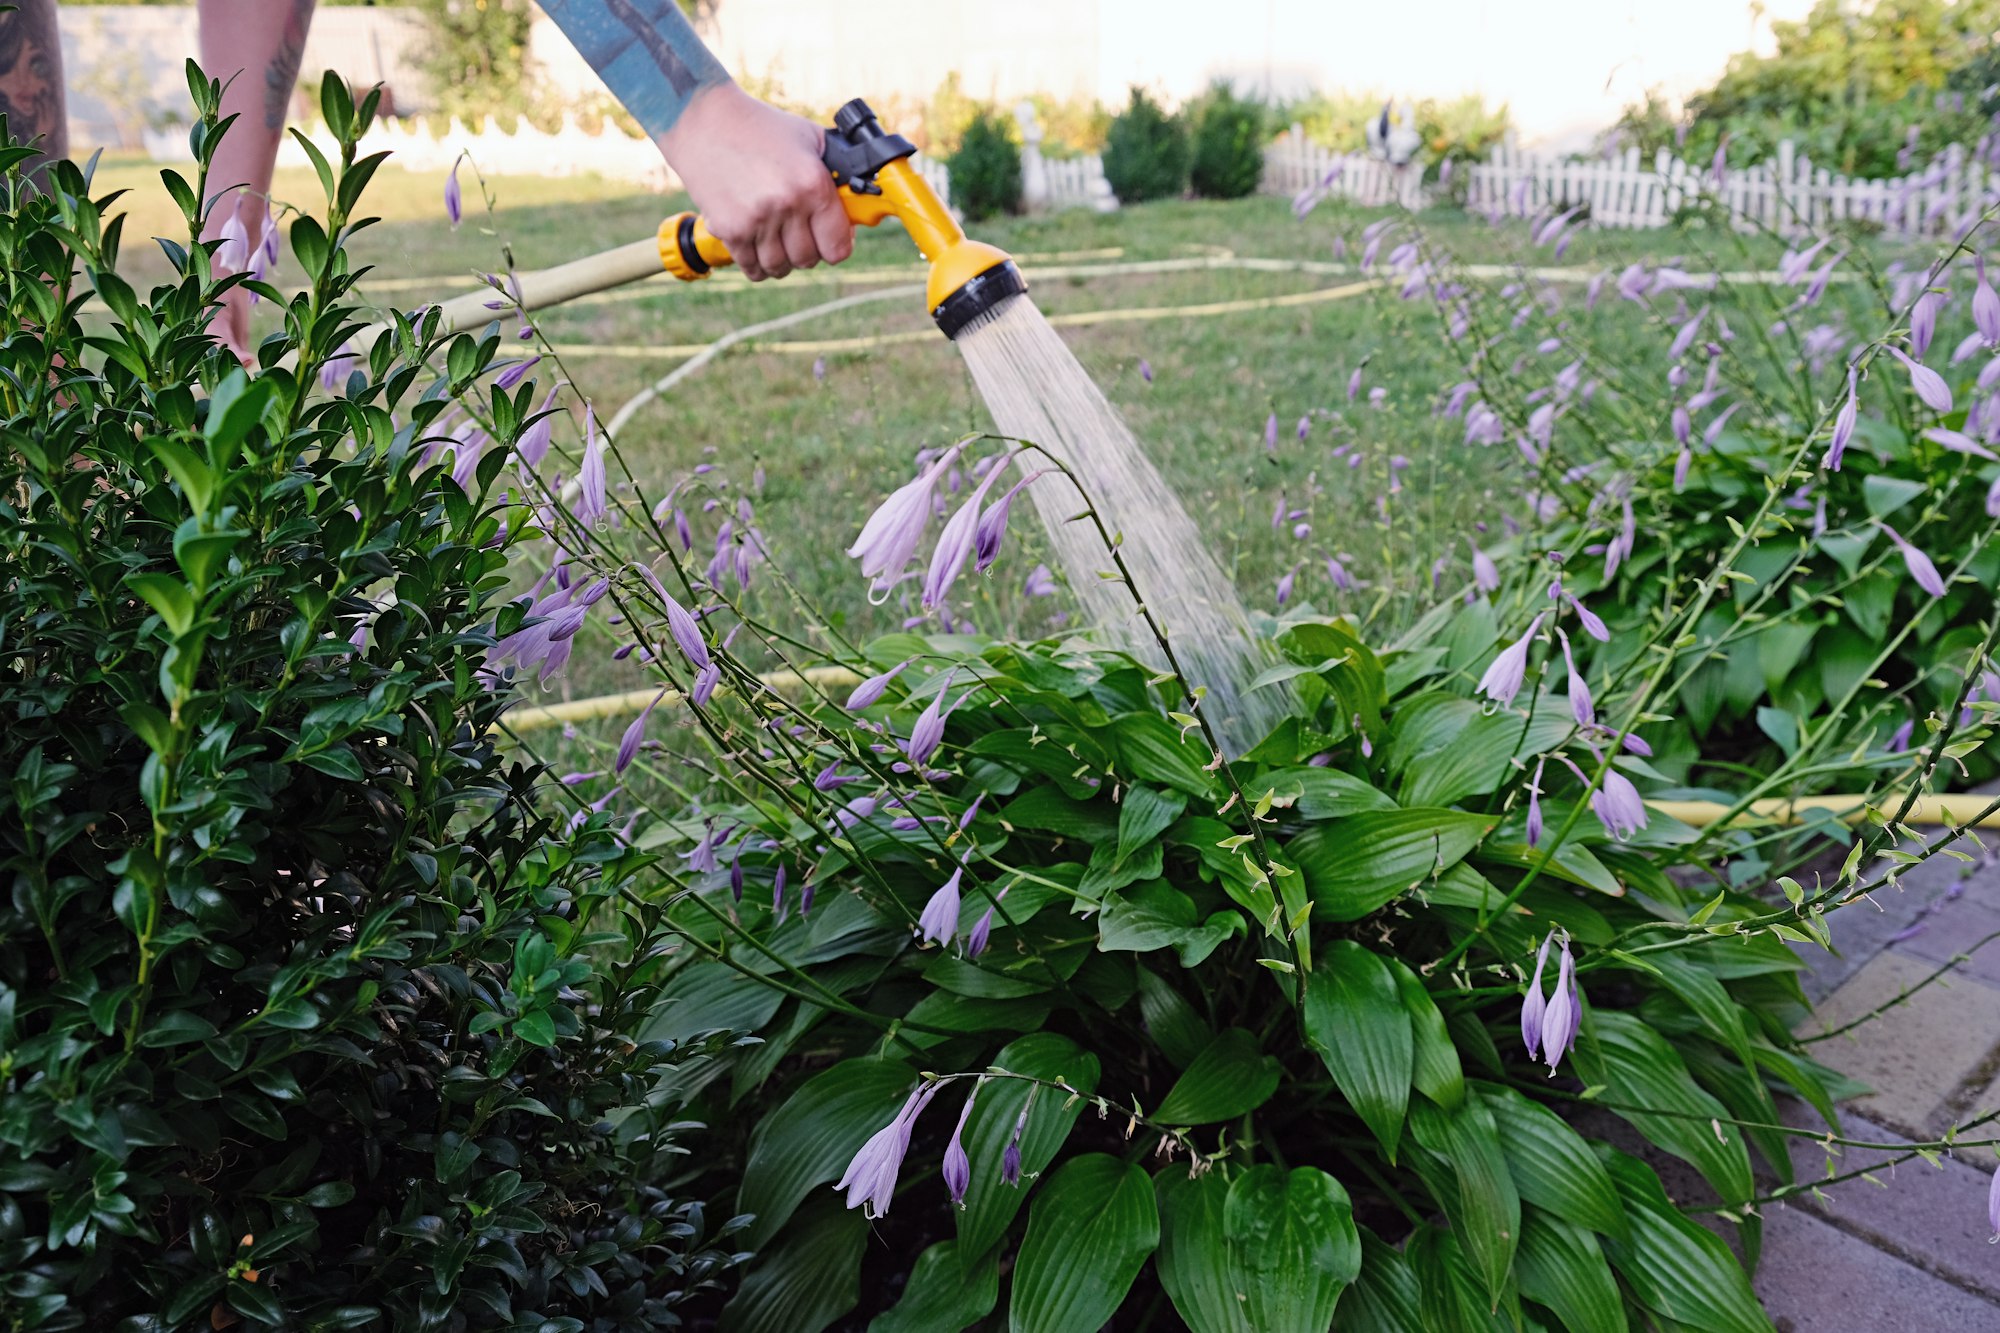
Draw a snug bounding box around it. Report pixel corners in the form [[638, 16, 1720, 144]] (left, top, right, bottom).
[[821, 97, 916, 196]]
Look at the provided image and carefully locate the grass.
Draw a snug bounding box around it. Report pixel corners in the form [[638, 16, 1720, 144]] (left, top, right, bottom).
[[87, 150, 1888, 733]]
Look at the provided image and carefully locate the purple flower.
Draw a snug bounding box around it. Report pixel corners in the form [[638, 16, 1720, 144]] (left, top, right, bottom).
[[1526, 759, 1546, 847], [1023, 563, 1057, 598], [1878, 521, 1947, 596], [615, 689, 666, 774], [1888, 346, 1953, 413], [1826, 366, 1859, 470], [1521, 932, 1551, 1060], [1139, 358, 1153, 383], [814, 761, 857, 792], [1977, 258, 2000, 345], [924, 455, 1013, 610], [1276, 563, 1300, 607], [1560, 631, 1594, 728], [1590, 765, 1648, 840], [942, 1087, 977, 1205], [319, 339, 357, 391], [494, 355, 541, 391], [730, 846, 744, 901], [1674, 448, 1692, 490], [1671, 404, 1691, 447], [1703, 402, 1742, 445], [445, 160, 463, 229], [517, 384, 561, 469], [1988, 1153, 2000, 1240], [1001, 1104, 1029, 1186], [1887, 718, 1914, 753], [958, 793, 985, 831], [1911, 289, 1945, 359], [1469, 540, 1499, 593], [849, 445, 964, 588], [966, 907, 995, 958], [662, 591, 711, 671], [1988, 475, 2000, 518], [772, 863, 788, 918], [1669, 308, 1706, 360], [974, 469, 1046, 574], [1564, 593, 1609, 642], [1540, 936, 1582, 1071], [577, 404, 607, 525], [1264, 413, 1278, 450], [1347, 367, 1364, 401], [919, 867, 963, 947], [835, 1081, 940, 1217], [1297, 416, 1311, 442], [845, 659, 911, 710], [1923, 427, 1999, 461], [906, 671, 959, 765], [691, 662, 721, 706], [1478, 614, 1545, 707]]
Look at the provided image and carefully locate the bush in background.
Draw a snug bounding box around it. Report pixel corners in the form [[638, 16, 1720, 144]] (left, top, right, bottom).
[[1102, 86, 1190, 204], [0, 70, 741, 1329], [948, 105, 1024, 221], [1280, 89, 1512, 168], [1188, 82, 1268, 198]]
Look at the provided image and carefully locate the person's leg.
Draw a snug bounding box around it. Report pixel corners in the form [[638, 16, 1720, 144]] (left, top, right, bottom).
[[0, 0, 65, 189]]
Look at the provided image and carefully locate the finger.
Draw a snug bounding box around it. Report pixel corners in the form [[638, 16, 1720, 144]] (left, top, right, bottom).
[[809, 191, 854, 265], [754, 228, 791, 282], [781, 211, 818, 271], [724, 228, 766, 281]]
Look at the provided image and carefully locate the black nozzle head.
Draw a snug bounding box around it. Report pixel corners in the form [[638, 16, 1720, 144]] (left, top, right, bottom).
[[833, 98, 881, 138], [823, 97, 914, 192], [932, 259, 1028, 340]]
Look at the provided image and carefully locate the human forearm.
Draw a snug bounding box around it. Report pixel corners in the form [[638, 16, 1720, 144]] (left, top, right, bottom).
[[197, 0, 315, 235], [537, 0, 729, 141]]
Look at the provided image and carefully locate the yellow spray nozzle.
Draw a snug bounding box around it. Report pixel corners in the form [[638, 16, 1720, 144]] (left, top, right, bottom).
[[656, 98, 1025, 339]]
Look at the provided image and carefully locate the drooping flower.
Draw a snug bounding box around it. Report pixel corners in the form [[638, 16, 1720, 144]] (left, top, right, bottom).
[[919, 867, 963, 947], [1878, 521, 1948, 596], [1564, 593, 1609, 642], [924, 455, 1014, 610], [1526, 758, 1546, 847], [1540, 937, 1583, 1071], [1988, 475, 2000, 519], [1001, 1104, 1030, 1186], [1910, 289, 1945, 359], [1922, 427, 2000, 461], [1478, 614, 1546, 708], [849, 444, 964, 589], [1674, 447, 1692, 490], [835, 1081, 940, 1217], [942, 1087, 978, 1205], [1469, 540, 1499, 593], [691, 661, 721, 706], [1559, 630, 1594, 728], [1669, 308, 1705, 360], [662, 591, 711, 671], [1590, 765, 1649, 840], [844, 659, 911, 710], [1888, 345, 1954, 413], [974, 470, 1046, 573], [615, 689, 667, 775], [516, 384, 562, 469], [576, 404, 606, 525], [1825, 366, 1859, 470], [1521, 932, 1552, 1060], [1264, 413, 1279, 450], [1671, 404, 1691, 447], [966, 907, 996, 958], [906, 672, 959, 765], [1138, 358, 1153, 383], [1978, 258, 2000, 346], [445, 159, 463, 229], [1276, 562, 1300, 608], [1988, 1153, 2000, 1240], [1703, 401, 1743, 445], [494, 355, 541, 391]]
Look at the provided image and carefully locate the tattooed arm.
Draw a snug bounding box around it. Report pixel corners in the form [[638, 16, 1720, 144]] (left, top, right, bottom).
[[0, 0, 66, 190], [540, 0, 851, 280], [197, 0, 316, 360]]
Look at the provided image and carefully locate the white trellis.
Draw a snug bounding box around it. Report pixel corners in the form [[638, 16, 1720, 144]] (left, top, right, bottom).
[[1262, 127, 1427, 210]]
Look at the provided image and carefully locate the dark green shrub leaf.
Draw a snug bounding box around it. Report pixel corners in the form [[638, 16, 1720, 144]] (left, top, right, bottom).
[[1009, 1154, 1159, 1333], [720, 1194, 868, 1333], [1152, 1029, 1280, 1125], [1303, 941, 1413, 1158]]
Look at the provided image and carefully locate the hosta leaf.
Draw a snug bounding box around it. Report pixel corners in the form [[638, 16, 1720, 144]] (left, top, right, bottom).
[[1574, 1011, 1753, 1207], [868, 1239, 998, 1333], [1387, 957, 1464, 1110], [1601, 1152, 1774, 1333], [1291, 809, 1494, 920], [957, 1033, 1101, 1260], [1303, 941, 1412, 1159], [1515, 1209, 1624, 1333], [719, 1194, 866, 1333], [1409, 1099, 1519, 1310], [1009, 1154, 1159, 1333], [1116, 785, 1186, 864], [736, 1058, 915, 1247], [1475, 1082, 1626, 1238], [1341, 1227, 1424, 1333], [1405, 1223, 1516, 1331], [1135, 966, 1215, 1068], [1221, 1164, 1360, 1332], [1252, 765, 1396, 819], [1152, 1028, 1280, 1125], [1155, 1170, 1248, 1333]]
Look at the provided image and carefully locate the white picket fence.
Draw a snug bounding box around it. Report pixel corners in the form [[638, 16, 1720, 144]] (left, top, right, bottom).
[[148, 110, 2000, 239], [1469, 137, 2000, 238], [1261, 131, 1427, 210]]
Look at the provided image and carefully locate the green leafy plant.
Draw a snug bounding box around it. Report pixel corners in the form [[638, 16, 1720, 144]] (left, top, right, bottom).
[[1188, 83, 1267, 199], [1102, 86, 1190, 204], [946, 106, 1023, 223], [0, 71, 742, 1328]]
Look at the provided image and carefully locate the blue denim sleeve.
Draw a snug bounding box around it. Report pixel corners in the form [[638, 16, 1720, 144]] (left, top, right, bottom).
[[539, 0, 730, 139]]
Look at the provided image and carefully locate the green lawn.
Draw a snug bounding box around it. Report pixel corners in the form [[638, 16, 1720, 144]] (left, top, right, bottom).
[[88, 152, 1870, 739]]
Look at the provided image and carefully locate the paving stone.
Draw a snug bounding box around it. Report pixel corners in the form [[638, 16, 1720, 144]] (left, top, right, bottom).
[[1892, 891, 2000, 988], [1797, 829, 1987, 1003], [1801, 950, 2000, 1136], [1777, 1106, 2000, 1303], [1753, 1203, 2000, 1332]]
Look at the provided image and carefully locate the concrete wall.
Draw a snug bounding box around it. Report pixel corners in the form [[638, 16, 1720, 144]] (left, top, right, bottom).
[[59, 6, 427, 155]]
